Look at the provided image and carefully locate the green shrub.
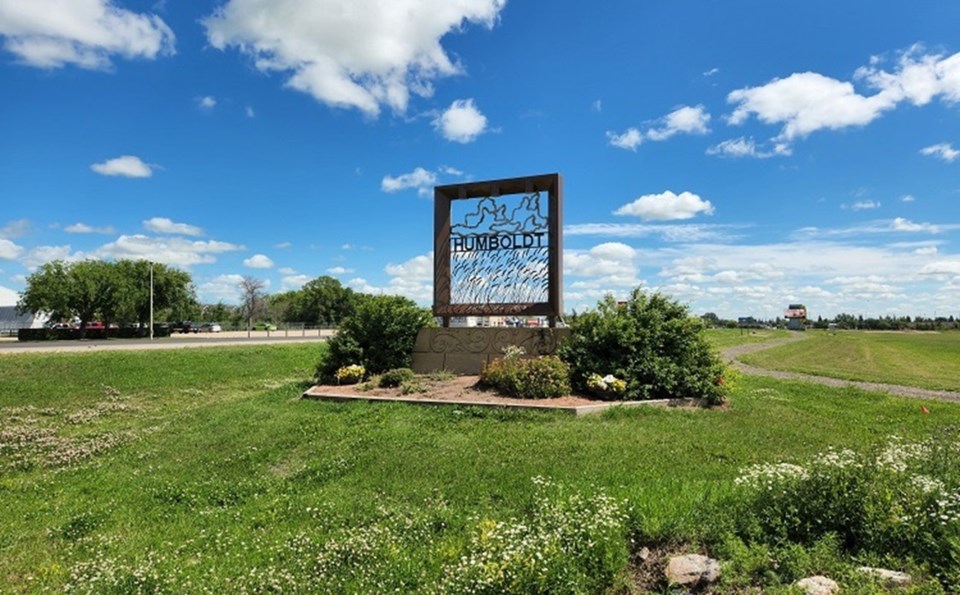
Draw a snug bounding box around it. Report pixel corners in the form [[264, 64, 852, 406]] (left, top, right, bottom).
[[729, 432, 960, 589], [480, 347, 571, 399], [318, 295, 434, 381], [378, 367, 416, 388], [558, 289, 728, 404]]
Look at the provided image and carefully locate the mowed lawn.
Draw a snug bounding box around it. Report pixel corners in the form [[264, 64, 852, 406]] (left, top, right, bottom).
[[739, 330, 960, 391], [1, 343, 959, 592], [704, 327, 790, 350]]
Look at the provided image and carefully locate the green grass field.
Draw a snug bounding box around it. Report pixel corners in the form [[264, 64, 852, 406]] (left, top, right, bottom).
[[739, 330, 960, 391], [2, 342, 958, 592], [704, 327, 790, 350]]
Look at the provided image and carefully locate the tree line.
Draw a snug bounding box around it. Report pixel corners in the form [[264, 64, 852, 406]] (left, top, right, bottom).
[[700, 311, 958, 331], [17, 259, 362, 332]]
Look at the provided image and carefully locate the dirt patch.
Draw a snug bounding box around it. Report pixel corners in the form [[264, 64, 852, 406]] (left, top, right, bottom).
[[316, 375, 613, 407], [302, 375, 710, 415]]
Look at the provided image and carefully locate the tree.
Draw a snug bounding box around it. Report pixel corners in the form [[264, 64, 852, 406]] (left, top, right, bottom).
[[239, 276, 266, 335], [19, 259, 116, 336], [108, 260, 195, 327], [19, 259, 195, 336], [17, 261, 72, 322], [701, 312, 721, 328], [291, 276, 357, 326], [204, 302, 237, 325]]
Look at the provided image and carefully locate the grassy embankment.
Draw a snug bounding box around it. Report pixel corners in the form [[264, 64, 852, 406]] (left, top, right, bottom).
[[739, 329, 960, 391], [0, 339, 957, 591]]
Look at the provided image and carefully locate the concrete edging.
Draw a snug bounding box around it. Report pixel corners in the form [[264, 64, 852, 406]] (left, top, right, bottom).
[[301, 386, 686, 416]]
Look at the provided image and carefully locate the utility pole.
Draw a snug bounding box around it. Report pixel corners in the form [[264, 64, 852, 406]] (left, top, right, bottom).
[[149, 262, 154, 340]]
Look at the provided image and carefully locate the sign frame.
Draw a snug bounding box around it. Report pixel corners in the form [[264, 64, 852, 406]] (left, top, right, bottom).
[[433, 173, 563, 327]]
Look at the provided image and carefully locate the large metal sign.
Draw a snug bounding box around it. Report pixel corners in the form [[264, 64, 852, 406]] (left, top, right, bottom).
[[433, 173, 562, 327]]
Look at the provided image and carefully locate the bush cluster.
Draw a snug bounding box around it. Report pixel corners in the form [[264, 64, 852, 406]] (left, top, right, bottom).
[[378, 367, 416, 388], [318, 295, 434, 381], [558, 289, 728, 404], [729, 430, 960, 589], [480, 347, 571, 399]]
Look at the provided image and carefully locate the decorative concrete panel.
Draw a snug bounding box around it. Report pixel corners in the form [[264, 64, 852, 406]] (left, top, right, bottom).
[[411, 327, 570, 375]]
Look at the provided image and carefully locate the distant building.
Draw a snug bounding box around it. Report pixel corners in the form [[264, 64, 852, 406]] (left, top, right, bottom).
[[784, 304, 807, 331], [0, 306, 48, 332]]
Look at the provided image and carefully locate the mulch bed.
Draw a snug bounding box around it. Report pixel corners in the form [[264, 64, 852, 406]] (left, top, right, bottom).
[[302, 375, 704, 415]]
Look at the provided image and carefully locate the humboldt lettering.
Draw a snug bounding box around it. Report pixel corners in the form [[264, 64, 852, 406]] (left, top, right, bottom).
[[451, 231, 546, 253]]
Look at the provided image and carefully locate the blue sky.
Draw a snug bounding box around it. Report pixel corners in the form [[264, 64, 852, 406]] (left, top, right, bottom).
[[1, 0, 959, 320]]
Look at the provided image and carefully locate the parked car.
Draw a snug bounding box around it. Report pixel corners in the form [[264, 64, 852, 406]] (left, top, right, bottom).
[[200, 322, 222, 333], [84, 321, 106, 330], [253, 322, 278, 331], [171, 321, 201, 333]]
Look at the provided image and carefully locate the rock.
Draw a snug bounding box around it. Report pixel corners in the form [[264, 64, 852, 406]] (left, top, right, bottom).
[[857, 566, 911, 586], [637, 546, 650, 561], [795, 575, 839, 595], [664, 553, 721, 587]]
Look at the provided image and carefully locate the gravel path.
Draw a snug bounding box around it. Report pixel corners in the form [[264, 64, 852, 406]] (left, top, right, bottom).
[[721, 333, 960, 403]]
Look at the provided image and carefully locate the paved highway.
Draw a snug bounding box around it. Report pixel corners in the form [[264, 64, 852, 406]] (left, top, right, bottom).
[[0, 330, 334, 354]]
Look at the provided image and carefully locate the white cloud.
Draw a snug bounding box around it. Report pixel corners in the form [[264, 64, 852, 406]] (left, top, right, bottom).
[[850, 200, 881, 211], [706, 136, 790, 159], [0, 219, 30, 238], [901, 194, 916, 203], [278, 267, 297, 275], [96, 235, 242, 268], [245, 105, 255, 118], [243, 254, 274, 269], [198, 274, 245, 304], [727, 47, 960, 149], [143, 217, 203, 236], [326, 266, 354, 275], [703, 67, 719, 77], [91, 155, 154, 178], [65, 222, 115, 234], [0, 0, 175, 69], [381, 167, 438, 196], [20, 245, 87, 270], [203, 0, 505, 115], [920, 142, 960, 162], [274, 241, 292, 249], [565, 242, 637, 278], [609, 105, 710, 150], [728, 72, 894, 141], [281, 274, 311, 291], [197, 95, 217, 109], [892, 217, 938, 233], [0, 284, 18, 306], [592, 99, 602, 112], [915, 246, 938, 255], [348, 251, 434, 303], [920, 261, 960, 276], [439, 165, 464, 176], [614, 190, 715, 221], [606, 127, 642, 151], [565, 223, 740, 243], [794, 218, 958, 239], [0, 238, 23, 260], [645, 104, 711, 141], [384, 253, 432, 282], [433, 98, 488, 143]]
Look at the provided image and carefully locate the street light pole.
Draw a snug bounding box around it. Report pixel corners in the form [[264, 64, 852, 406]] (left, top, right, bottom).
[[149, 262, 154, 341]]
